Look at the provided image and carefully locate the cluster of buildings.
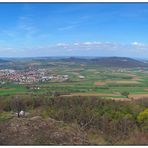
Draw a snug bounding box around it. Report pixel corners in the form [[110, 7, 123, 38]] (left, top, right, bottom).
[[0, 69, 69, 84]]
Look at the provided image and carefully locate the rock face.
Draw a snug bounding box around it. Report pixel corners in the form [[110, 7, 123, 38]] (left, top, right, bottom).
[[0, 116, 88, 145]]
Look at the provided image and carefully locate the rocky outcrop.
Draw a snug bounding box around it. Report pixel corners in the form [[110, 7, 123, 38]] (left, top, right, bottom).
[[0, 116, 88, 145]]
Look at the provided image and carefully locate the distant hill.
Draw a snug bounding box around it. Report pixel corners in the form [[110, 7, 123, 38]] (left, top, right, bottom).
[[59, 56, 148, 68], [90, 57, 148, 68], [0, 59, 10, 63], [60, 57, 88, 62], [0, 57, 147, 68]]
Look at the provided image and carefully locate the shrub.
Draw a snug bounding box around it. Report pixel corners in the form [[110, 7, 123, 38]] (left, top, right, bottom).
[[137, 108, 148, 131], [121, 91, 129, 97]]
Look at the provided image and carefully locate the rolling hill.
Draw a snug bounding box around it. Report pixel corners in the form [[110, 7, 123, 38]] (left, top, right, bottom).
[[90, 57, 148, 68], [59, 57, 148, 68], [0, 59, 10, 63]]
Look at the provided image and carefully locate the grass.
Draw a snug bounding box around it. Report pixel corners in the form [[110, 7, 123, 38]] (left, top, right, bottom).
[[0, 111, 13, 122]]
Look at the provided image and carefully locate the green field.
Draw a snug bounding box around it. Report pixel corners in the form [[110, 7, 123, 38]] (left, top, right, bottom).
[[1, 63, 148, 100]]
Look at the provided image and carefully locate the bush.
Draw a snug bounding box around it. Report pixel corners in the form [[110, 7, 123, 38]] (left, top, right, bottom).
[[137, 108, 148, 131], [0, 112, 13, 121], [121, 91, 129, 97]]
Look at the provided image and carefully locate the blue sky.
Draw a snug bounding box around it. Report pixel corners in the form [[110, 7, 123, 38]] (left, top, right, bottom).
[[0, 3, 148, 58]]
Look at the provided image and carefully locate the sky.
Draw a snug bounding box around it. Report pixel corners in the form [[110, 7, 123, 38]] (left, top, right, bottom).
[[0, 3, 148, 58]]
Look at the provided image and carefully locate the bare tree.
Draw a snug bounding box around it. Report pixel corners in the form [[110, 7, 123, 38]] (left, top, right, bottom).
[[11, 97, 25, 118]]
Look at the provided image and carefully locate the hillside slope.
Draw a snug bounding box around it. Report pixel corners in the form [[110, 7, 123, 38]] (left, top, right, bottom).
[[57, 57, 148, 68], [90, 57, 148, 67], [0, 59, 10, 63]]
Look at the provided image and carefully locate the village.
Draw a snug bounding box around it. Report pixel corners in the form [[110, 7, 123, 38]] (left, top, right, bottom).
[[0, 68, 70, 84]]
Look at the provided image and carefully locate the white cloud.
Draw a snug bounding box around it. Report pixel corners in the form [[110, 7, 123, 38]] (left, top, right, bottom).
[[0, 41, 148, 57], [131, 41, 139, 45], [56, 43, 69, 47], [51, 41, 148, 56], [131, 42, 147, 51], [73, 43, 79, 46], [83, 42, 93, 45], [53, 41, 120, 52], [131, 41, 144, 46]]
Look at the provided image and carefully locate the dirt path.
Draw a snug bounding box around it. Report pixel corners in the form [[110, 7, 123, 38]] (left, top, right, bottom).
[[94, 80, 140, 86], [128, 94, 148, 100], [106, 80, 140, 84], [108, 94, 148, 101], [60, 94, 130, 102], [60, 93, 148, 102], [95, 82, 106, 86], [0, 88, 16, 91], [111, 98, 130, 101], [60, 93, 116, 97]]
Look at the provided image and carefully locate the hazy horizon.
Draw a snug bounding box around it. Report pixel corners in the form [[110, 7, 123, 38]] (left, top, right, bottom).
[[0, 3, 148, 58], [0, 56, 148, 61]]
